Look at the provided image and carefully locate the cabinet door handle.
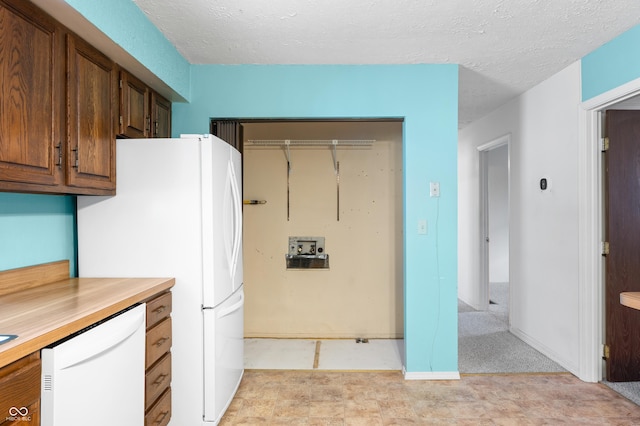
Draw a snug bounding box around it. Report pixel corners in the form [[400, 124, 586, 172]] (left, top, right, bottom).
[[153, 411, 168, 424], [152, 305, 166, 314], [71, 147, 79, 169], [55, 143, 63, 168], [154, 337, 169, 347], [153, 373, 168, 386], [154, 120, 159, 136]]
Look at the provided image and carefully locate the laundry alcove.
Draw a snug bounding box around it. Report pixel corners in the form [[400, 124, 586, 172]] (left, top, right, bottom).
[[240, 120, 404, 339]]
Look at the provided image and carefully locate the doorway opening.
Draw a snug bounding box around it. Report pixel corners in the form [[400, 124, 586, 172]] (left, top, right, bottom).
[[579, 82, 640, 384], [479, 135, 510, 317], [213, 118, 405, 370]]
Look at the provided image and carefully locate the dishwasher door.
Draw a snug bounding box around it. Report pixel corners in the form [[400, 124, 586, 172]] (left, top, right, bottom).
[[41, 304, 146, 426]]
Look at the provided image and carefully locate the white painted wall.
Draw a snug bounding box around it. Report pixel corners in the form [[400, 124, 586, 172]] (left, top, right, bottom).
[[458, 61, 581, 374], [488, 145, 509, 283]]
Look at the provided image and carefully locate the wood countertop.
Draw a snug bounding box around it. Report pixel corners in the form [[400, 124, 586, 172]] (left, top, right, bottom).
[[621, 292, 640, 311], [0, 261, 174, 368]]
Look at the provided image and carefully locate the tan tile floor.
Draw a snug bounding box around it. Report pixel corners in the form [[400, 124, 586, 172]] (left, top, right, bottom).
[[220, 370, 640, 425]]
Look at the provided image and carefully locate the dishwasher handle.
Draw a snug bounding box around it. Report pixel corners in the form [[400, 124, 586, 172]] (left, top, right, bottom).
[[56, 307, 146, 370]]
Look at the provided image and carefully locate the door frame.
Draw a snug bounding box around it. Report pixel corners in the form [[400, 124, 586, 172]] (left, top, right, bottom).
[[579, 76, 640, 382], [477, 134, 511, 313]]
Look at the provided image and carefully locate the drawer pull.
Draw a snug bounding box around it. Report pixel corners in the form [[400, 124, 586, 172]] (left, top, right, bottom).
[[152, 305, 166, 314], [153, 373, 168, 386], [153, 410, 169, 424], [153, 337, 169, 347]]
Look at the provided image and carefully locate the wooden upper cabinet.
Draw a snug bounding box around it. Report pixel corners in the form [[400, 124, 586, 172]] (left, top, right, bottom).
[[0, 0, 64, 187], [66, 34, 117, 191], [151, 91, 171, 138], [119, 69, 172, 139], [120, 70, 150, 138], [0, 0, 169, 194]]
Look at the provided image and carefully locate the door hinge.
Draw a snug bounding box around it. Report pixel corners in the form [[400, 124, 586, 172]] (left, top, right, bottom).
[[119, 116, 123, 125], [119, 79, 123, 89], [601, 137, 609, 152], [603, 344, 610, 360], [602, 241, 610, 256]]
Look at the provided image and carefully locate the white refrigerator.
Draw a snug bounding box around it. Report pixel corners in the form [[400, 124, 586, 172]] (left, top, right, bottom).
[[77, 134, 244, 425]]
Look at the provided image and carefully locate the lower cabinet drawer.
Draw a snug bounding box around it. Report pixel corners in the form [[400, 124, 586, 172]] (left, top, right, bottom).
[[146, 316, 172, 367], [146, 292, 172, 328], [145, 387, 171, 426], [145, 352, 171, 410]]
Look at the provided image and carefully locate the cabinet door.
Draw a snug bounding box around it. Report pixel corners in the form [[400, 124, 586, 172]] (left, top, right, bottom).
[[120, 70, 150, 138], [0, 0, 63, 187], [66, 34, 117, 191], [151, 92, 171, 138], [0, 353, 40, 426]]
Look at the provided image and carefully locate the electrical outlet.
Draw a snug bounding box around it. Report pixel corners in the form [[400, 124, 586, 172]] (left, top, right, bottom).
[[430, 182, 440, 197]]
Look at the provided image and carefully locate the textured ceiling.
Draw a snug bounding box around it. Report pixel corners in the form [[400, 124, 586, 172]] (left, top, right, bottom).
[[132, 0, 640, 127]]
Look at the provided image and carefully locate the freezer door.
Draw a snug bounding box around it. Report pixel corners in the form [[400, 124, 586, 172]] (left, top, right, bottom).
[[203, 287, 244, 423], [202, 138, 243, 308]]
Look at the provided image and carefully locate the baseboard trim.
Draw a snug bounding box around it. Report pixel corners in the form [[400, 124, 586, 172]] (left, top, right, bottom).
[[403, 368, 460, 380], [509, 326, 579, 376]]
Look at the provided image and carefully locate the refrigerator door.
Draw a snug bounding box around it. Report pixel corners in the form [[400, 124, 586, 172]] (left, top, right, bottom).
[[203, 286, 245, 423], [202, 138, 243, 308]]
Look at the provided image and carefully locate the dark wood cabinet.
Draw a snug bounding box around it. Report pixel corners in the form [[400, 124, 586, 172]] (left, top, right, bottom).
[[151, 91, 172, 138], [66, 34, 117, 191], [0, 0, 116, 195], [119, 69, 171, 139], [0, 0, 64, 188], [0, 0, 172, 195], [120, 70, 150, 138]]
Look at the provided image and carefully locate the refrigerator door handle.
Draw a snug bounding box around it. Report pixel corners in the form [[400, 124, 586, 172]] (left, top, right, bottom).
[[228, 158, 242, 282], [216, 291, 244, 319], [223, 162, 235, 275]]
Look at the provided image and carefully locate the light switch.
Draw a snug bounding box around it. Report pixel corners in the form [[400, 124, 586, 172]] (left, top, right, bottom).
[[418, 219, 427, 235]]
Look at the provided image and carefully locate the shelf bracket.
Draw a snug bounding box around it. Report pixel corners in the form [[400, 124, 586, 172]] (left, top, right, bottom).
[[284, 139, 292, 167], [331, 139, 339, 174]]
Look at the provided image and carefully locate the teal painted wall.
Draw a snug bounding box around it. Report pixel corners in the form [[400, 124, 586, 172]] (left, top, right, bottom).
[[173, 64, 459, 373], [63, 0, 190, 100], [0, 194, 76, 274], [582, 24, 640, 100]]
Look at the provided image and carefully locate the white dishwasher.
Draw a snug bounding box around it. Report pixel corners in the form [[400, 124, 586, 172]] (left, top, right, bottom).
[[41, 303, 146, 426]]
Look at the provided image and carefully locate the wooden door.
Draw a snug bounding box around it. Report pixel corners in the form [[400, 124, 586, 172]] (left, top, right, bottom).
[[66, 34, 117, 192], [151, 92, 171, 138], [119, 70, 149, 138], [604, 109, 640, 381], [0, 0, 63, 187]]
